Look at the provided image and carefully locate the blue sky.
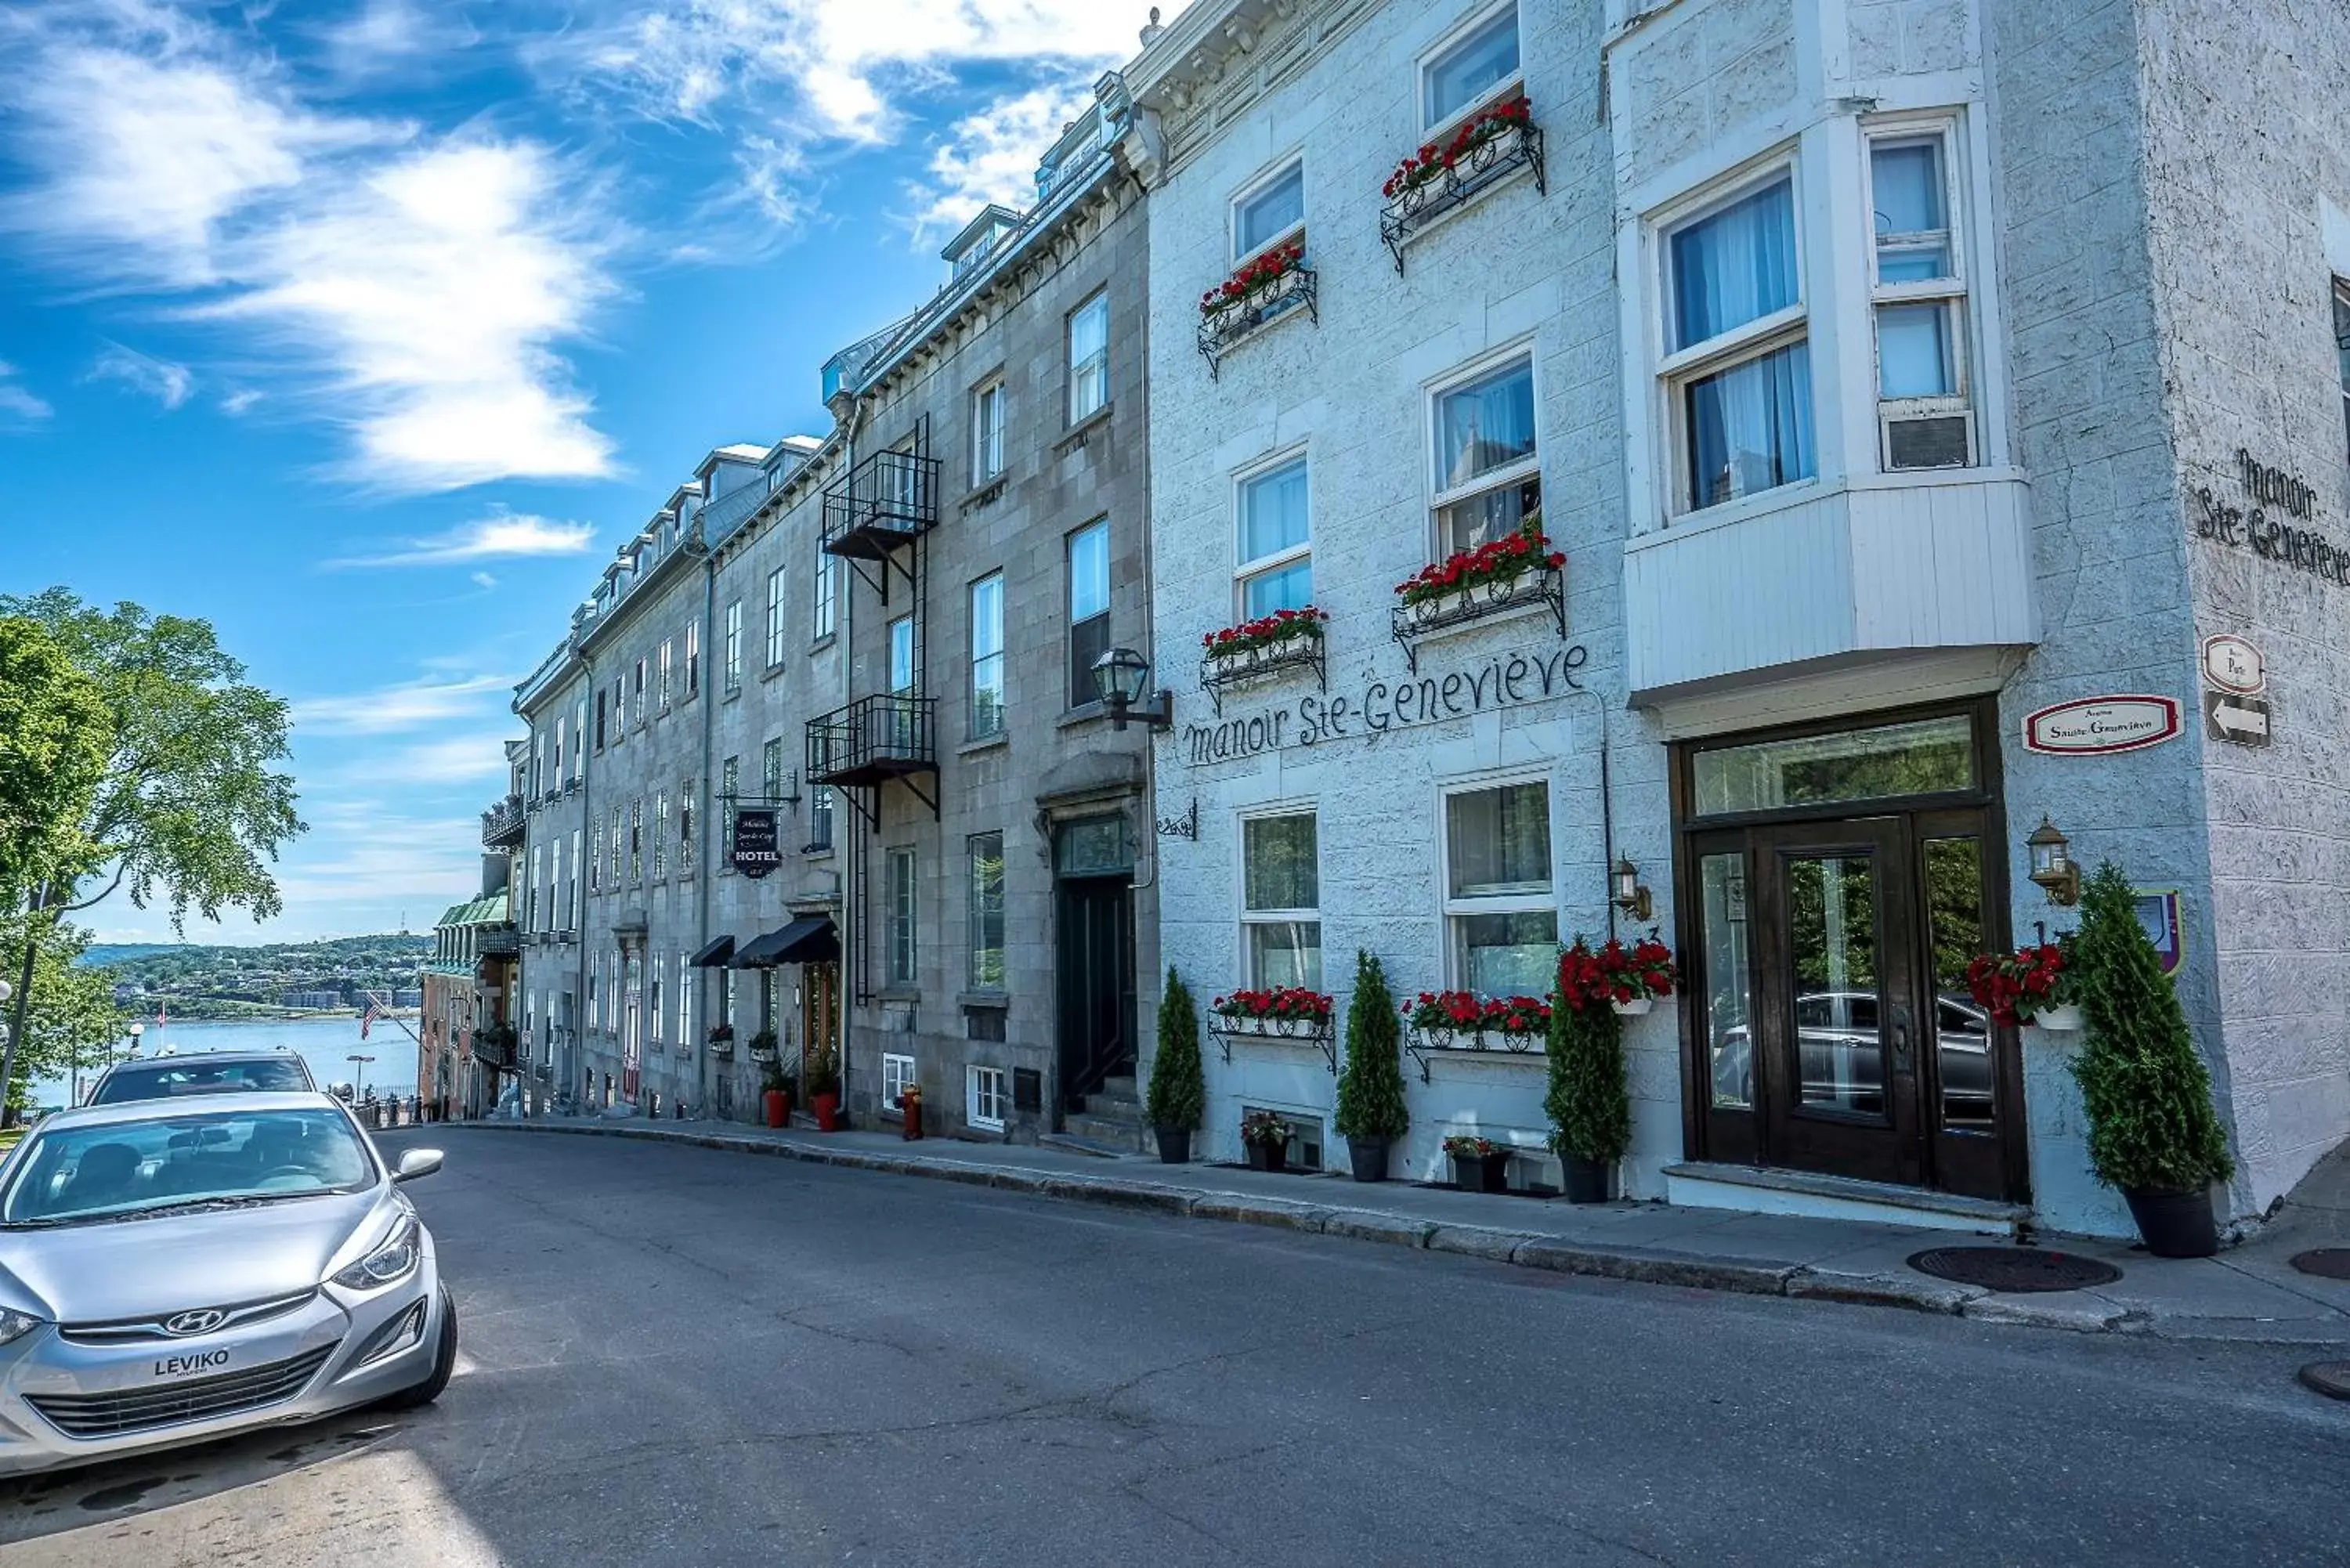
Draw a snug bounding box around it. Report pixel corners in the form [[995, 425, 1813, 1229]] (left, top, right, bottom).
[[0, 0, 1180, 945]]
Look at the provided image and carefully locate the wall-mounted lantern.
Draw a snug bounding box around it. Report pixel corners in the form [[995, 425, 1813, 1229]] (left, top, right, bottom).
[[2026, 817, 2080, 906], [1090, 647, 1175, 732], [1611, 857, 1654, 923]]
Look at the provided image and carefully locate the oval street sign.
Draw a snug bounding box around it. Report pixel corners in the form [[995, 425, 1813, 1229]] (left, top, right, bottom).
[[2023, 695, 2183, 756], [2200, 633, 2265, 695]]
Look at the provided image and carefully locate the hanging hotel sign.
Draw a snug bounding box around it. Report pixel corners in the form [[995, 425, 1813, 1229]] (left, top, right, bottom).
[[730, 808, 783, 879], [1179, 642, 1589, 766], [2199, 633, 2265, 695], [2188, 450, 2350, 589], [2022, 695, 2182, 756]]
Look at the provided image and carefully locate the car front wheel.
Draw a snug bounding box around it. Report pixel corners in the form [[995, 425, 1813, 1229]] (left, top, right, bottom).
[[380, 1286, 457, 1411]]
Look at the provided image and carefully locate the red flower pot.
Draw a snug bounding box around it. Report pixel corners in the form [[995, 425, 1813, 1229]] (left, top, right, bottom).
[[813, 1091, 843, 1132], [762, 1089, 790, 1129]]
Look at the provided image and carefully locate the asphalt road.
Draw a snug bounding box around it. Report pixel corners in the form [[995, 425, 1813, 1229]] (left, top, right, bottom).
[[3, 1129, 2345, 1567]]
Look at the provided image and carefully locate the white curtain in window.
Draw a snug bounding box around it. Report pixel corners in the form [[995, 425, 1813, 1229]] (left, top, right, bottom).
[[1241, 462, 1309, 562], [1687, 341, 1816, 508], [1671, 178, 1799, 350], [1437, 361, 1536, 490]]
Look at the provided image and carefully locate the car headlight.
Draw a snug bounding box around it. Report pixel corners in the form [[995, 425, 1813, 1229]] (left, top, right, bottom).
[[331, 1216, 421, 1292], [0, 1310, 43, 1346]]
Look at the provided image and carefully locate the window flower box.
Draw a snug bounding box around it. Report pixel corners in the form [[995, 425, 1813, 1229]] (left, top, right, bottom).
[[1199, 608, 1328, 714], [1196, 240, 1317, 377], [1390, 518, 1567, 672], [706, 1024, 735, 1058], [1379, 96, 1545, 272], [1208, 988, 1336, 1071], [1401, 992, 1553, 1082]]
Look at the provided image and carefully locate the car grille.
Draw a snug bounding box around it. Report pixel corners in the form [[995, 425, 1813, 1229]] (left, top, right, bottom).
[[60, 1291, 318, 1346], [27, 1343, 338, 1440]]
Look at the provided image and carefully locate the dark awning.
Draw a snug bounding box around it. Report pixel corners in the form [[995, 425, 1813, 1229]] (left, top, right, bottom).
[[731, 915, 839, 968], [689, 934, 736, 968]]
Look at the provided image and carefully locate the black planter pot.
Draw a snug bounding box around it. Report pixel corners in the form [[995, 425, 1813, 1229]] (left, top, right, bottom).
[[1345, 1135, 1391, 1183], [1453, 1150, 1512, 1194], [1561, 1153, 1611, 1205], [1154, 1125, 1193, 1165], [2125, 1187, 2219, 1258], [1247, 1140, 1290, 1174]]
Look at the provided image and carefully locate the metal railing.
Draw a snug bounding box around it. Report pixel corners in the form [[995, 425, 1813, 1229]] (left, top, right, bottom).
[[820, 450, 942, 558], [806, 694, 939, 785], [481, 793, 526, 848]]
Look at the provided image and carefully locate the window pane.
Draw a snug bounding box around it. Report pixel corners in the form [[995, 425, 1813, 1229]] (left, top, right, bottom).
[[1068, 294, 1108, 421], [1425, 10, 1520, 126], [1069, 522, 1110, 620], [1070, 612, 1111, 710], [1240, 460, 1309, 563], [1243, 814, 1317, 910], [1691, 715, 1975, 815], [1439, 472, 1542, 555], [1923, 836, 1994, 1131], [1684, 338, 1815, 510], [1247, 921, 1323, 991], [889, 616, 915, 692], [1788, 854, 1885, 1118], [1237, 164, 1303, 256], [1700, 854, 1753, 1108], [1878, 302, 1954, 398], [1435, 359, 1536, 492], [1070, 294, 1107, 364], [1457, 910, 1556, 995], [971, 575, 1004, 736], [1241, 558, 1314, 618], [1669, 176, 1799, 351], [968, 833, 1006, 990], [1447, 784, 1551, 898], [888, 849, 916, 984], [1871, 143, 1946, 237]]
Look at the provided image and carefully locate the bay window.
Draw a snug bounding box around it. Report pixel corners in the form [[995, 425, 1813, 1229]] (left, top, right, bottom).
[[1236, 457, 1311, 617], [1663, 171, 1814, 513], [1444, 781, 1556, 994], [1433, 353, 1539, 553], [1241, 811, 1321, 990], [1868, 127, 1976, 470]]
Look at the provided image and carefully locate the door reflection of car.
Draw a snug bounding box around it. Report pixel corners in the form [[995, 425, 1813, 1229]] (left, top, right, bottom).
[[1711, 992, 1992, 1116]]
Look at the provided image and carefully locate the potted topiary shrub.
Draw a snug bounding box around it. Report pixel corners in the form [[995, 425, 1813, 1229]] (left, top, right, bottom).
[[759, 1057, 794, 1129], [1146, 968, 1206, 1163], [2069, 862, 2234, 1256], [1241, 1109, 1293, 1173], [1547, 938, 1631, 1203], [804, 1039, 843, 1132], [1335, 950, 1408, 1181], [1443, 1133, 1513, 1194]]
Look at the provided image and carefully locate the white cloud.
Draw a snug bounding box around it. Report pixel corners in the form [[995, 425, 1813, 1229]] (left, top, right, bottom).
[[292, 673, 515, 735], [0, 7, 622, 492], [0, 359, 52, 423], [326, 508, 599, 569], [222, 388, 263, 415], [907, 81, 1091, 238], [470, 570, 498, 589], [88, 341, 195, 408], [349, 733, 516, 786]]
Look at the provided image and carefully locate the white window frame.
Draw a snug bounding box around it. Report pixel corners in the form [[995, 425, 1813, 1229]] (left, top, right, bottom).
[[632, 661, 646, 728], [653, 792, 669, 880], [1427, 345, 1542, 557], [685, 619, 700, 698], [1417, 1, 1523, 138], [1654, 156, 1813, 519], [765, 566, 788, 668], [883, 1052, 917, 1111], [812, 544, 837, 641], [967, 830, 1006, 992], [969, 573, 1006, 739], [1864, 115, 1976, 470], [1238, 805, 1321, 991], [808, 786, 835, 853], [658, 638, 674, 714], [677, 954, 692, 1052], [1231, 157, 1305, 262], [886, 846, 917, 987], [568, 828, 581, 929], [972, 377, 1007, 483], [1438, 774, 1557, 991], [719, 756, 739, 873], [724, 600, 743, 695], [678, 776, 696, 876], [965, 1063, 1007, 1132], [1233, 450, 1313, 620], [1067, 293, 1109, 425]]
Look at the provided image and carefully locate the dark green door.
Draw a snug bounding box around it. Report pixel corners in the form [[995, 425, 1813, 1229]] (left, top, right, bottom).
[[1056, 875, 1135, 1115]]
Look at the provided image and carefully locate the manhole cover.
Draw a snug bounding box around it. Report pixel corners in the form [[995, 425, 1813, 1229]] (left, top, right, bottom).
[[1907, 1246, 2122, 1293], [2298, 1362, 2350, 1402], [2289, 1248, 2350, 1281]]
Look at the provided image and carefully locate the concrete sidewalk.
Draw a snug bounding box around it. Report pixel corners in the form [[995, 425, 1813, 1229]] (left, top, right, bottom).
[[453, 1114, 2350, 1345]]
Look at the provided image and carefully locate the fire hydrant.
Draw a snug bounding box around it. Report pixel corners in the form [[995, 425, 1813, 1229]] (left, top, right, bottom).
[[898, 1083, 924, 1141]]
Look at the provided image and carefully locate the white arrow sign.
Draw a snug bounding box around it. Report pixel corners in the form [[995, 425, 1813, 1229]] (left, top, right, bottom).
[[2204, 690, 2272, 746]]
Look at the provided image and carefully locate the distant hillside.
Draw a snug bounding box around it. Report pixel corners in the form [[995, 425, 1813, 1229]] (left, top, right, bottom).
[[85, 934, 433, 1019], [81, 943, 182, 966]]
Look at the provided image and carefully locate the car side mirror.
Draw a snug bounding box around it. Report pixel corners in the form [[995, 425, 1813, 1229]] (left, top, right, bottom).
[[392, 1149, 443, 1183]]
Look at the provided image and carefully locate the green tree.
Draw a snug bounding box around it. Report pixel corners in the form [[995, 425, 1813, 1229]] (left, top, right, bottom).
[[1146, 968, 1205, 1131], [1546, 950, 1630, 1165], [0, 916, 122, 1113], [0, 616, 111, 905], [0, 589, 302, 1120], [2070, 862, 2233, 1193], [1334, 950, 1408, 1140]]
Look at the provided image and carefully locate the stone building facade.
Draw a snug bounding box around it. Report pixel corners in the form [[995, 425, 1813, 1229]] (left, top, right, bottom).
[[1128, 0, 2350, 1235]]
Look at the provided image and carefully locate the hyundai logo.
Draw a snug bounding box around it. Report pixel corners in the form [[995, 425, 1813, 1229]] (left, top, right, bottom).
[[162, 1308, 228, 1337]]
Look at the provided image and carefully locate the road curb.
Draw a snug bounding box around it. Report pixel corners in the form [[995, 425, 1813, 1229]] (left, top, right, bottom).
[[446, 1120, 2348, 1341]]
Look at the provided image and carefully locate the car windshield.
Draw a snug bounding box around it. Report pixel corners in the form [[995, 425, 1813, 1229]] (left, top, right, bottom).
[[90, 1057, 312, 1104], [2, 1108, 375, 1227]]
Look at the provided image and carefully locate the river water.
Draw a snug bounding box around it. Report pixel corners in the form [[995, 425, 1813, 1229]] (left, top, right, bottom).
[[31, 1015, 422, 1111]]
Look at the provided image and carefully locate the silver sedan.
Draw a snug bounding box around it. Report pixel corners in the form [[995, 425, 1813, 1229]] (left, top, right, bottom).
[[0, 1091, 454, 1476]]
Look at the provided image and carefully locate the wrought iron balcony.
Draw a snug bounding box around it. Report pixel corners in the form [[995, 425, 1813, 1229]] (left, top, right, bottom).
[[477, 923, 522, 959], [1196, 262, 1316, 379], [481, 793, 526, 849], [470, 1024, 517, 1069], [805, 694, 939, 788], [820, 449, 942, 561]]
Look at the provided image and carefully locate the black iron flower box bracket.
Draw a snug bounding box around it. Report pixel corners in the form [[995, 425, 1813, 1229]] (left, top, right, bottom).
[[1379, 122, 1546, 275], [1196, 266, 1319, 380], [1208, 1017, 1337, 1073], [1390, 564, 1567, 675], [1402, 1025, 1549, 1084], [1198, 637, 1327, 717]]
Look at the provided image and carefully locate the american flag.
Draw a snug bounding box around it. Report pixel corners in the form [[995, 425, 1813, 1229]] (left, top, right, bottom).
[[360, 1000, 380, 1040]]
